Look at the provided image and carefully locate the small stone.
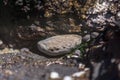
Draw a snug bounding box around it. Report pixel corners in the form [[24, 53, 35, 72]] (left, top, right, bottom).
[[0, 48, 20, 54], [96, 26, 105, 31], [84, 31, 88, 34], [91, 32, 99, 38], [118, 63, 120, 71], [85, 48, 89, 52], [63, 76, 73, 80], [72, 71, 86, 78], [81, 15, 87, 19], [84, 68, 90, 72], [50, 71, 60, 79], [84, 68, 90, 78], [20, 48, 30, 52], [111, 58, 116, 63], [78, 63, 85, 70], [71, 55, 79, 58], [72, 50, 81, 58], [29, 24, 37, 31], [83, 34, 90, 42], [37, 34, 82, 56], [9, 44, 13, 48], [117, 11, 120, 17], [2, 48, 9, 53], [44, 11, 52, 17], [0, 40, 3, 46], [4, 70, 13, 75], [74, 50, 81, 56], [34, 20, 40, 25]]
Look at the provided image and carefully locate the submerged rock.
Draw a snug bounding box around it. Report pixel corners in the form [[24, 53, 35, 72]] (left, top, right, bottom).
[[37, 34, 82, 56]]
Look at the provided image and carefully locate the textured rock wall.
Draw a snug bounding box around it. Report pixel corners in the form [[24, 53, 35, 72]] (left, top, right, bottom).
[[0, 0, 96, 19]]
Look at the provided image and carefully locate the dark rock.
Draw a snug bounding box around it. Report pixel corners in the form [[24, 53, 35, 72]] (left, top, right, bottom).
[[91, 32, 99, 38], [83, 34, 90, 42]]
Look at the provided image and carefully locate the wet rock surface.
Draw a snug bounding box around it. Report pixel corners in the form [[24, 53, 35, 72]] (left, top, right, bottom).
[[0, 51, 89, 80], [0, 0, 120, 80]]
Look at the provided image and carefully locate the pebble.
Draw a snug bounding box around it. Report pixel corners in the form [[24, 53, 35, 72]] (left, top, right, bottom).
[[67, 49, 81, 59], [0, 48, 19, 54], [84, 68, 90, 72], [71, 55, 79, 58], [4, 70, 13, 75], [63, 76, 73, 80], [78, 63, 85, 70], [0, 40, 3, 46], [118, 63, 120, 71], [37, 34, 82, 56], [20, 48, 30, 52], [50, 71, 60, 79], [34, 20, 40, 25], [96, 26, 105, 31], [84, 31, 88, 34], [74, 50, 81, 56], [49, 70, 89, 80], [117, 11, 120, 17], [91, 32, 99, 38], [83, 34, 90, 42], [72, 71, 86, 78], [84, 68, 90, 77], [116, 12, 120, 20], [29, 24, 37, 31]]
